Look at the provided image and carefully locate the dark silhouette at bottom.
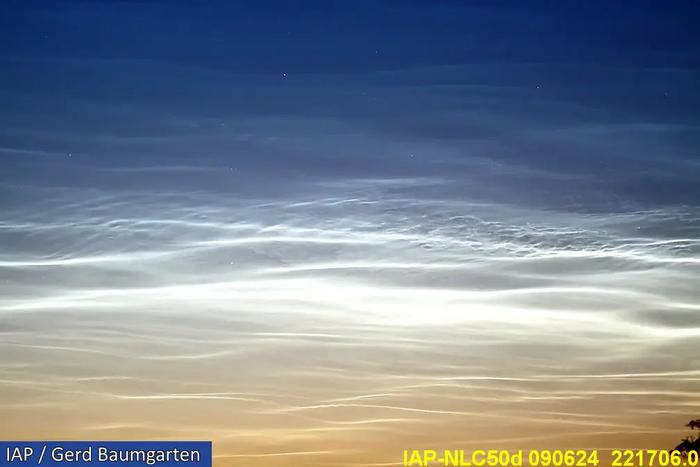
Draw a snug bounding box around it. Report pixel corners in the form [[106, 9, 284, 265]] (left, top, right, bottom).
[[674, 419, 700, 454]]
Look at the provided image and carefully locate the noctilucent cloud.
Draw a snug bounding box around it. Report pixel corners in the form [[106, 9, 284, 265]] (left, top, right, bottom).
[[1, 1, 699, 465]]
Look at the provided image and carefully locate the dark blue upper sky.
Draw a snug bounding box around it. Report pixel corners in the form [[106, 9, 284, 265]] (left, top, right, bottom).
[[1, 0, 699, 212], [2, 0, 699, 71]]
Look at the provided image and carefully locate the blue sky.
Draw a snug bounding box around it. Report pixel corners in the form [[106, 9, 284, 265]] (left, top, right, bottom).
[[2, 1, 699, 210]]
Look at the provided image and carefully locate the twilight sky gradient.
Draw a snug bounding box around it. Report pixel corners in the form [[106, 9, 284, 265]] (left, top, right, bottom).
[[1, 1, 700, 466]]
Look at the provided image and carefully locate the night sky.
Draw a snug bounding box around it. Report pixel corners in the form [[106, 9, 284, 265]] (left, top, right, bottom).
[[1, 1, 700, 465]]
